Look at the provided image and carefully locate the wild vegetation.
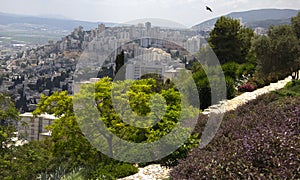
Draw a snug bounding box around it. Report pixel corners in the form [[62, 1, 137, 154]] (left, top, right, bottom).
[[0, 76, 199, 179], [0, 12, 300, 180], [170, 81, 300, 179], [249, 12, 300, 88], [171, 12, 300, 179]]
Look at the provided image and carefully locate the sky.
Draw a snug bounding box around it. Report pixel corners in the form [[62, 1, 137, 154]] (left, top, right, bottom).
[[0, 0, 299, 27]]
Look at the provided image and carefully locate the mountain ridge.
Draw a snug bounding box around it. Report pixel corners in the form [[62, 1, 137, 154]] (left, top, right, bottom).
[[0, 12, 115, 31], [192, 8, 299, 30]]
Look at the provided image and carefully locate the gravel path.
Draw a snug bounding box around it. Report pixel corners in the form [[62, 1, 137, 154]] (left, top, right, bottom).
[[224, 76, 292, 112], [118, 164, 171, 180], [118, 76, 292, 180]]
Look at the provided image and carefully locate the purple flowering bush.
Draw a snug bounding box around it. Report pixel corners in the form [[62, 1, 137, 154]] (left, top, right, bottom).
[[238, 83, 256, 92], [170, 93, 300, 179]]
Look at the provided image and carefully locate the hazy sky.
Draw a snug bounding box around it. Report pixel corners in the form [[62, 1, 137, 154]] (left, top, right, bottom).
[[0, 0, 299, 27]]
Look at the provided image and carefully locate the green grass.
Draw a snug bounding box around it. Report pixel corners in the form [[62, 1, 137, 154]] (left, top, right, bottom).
[[274, 80, 300, 97]]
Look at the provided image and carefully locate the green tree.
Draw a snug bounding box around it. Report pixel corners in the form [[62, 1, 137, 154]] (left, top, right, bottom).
[[32, 77, 199, 178], [221, 62, 239, 79], [34, 91, 138, 179], [253, 25, 299, 81], [268, 25, 299, 73], [238, 27, 255, 62], [5, 140, 54, 179], [0, 94, 19, 152], [0, 93, 20, 179], [292, 12, 300, 39], [191, 62, 234, 109], [209, 16, 254, 64], [0, 94, 57, 179], [192, 65, 212, 109], [74, 77, 199, 164], [115, 50, 125, 79], [291, 12, 300, 79], [253, 35, 272, 77], [33, 91, 103, 173]]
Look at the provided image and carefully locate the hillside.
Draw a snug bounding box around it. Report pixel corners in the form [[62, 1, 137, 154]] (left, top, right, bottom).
[[170, 80, 300, 179], [0, 12, 115, 44], [192, 9, 299, 30], [0, 12, 116, 31]]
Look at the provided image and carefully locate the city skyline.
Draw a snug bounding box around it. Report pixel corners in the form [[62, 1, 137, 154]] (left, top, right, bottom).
[[0, 0, 299, 27]]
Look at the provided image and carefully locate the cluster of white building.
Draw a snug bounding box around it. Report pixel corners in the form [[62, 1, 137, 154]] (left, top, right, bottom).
[[126, 47, 185, 80]]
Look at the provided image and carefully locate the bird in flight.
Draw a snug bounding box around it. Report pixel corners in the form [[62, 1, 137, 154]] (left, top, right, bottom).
[[206, 6, 213, 12]]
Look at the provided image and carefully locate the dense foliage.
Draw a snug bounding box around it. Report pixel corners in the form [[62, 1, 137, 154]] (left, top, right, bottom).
[[251, 12, 300, 87], [292, 12, 300, 39], [0, 94, 20, 179], [115, 50, 125, 79], [2, 12, 300, 180], [75, 77, 199, 166], [0, 77, 198, 179], [170, 81, 300, 179], [193, 16, 256, 109], [209, 16, 254, 64], [188, 62, 236, 110], [0, 94, 19, 149]]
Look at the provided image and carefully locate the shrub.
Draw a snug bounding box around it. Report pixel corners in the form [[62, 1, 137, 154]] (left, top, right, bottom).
[[237, 63, 255, 78], [170, 93, 300, 179], [275, 80, 300, 97], [86, 162, 138, 179], [251, 76, 269, 88], [238, 83, 256, 92], [111, 163, 138, 178], [225, 76, 236, 99], [267, 72, 279, 83], [222, 62, 239, 79]]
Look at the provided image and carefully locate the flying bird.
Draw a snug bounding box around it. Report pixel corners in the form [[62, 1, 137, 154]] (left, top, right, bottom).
[[206, 6, 213, 12]]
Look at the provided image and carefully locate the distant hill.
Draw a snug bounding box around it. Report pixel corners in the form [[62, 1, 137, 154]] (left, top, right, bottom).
[[0, 12, 115, 31], [0, 12, 117, 45], [192, 9, 299, 30]]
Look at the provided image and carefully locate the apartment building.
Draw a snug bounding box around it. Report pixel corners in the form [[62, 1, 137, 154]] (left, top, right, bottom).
[[18, 112, 57, 141]]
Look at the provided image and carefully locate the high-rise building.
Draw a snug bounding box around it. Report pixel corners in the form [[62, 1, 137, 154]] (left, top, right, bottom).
[[184, 36, 201, 53], [145, 22, 151, 34]]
